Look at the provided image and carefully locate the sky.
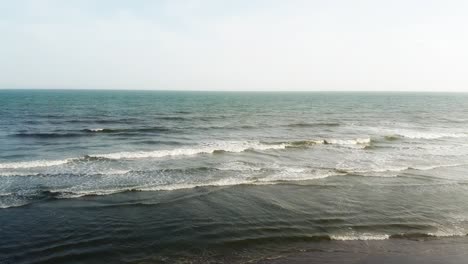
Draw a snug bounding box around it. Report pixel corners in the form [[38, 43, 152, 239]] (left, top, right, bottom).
[[1, 0, 467, 91]]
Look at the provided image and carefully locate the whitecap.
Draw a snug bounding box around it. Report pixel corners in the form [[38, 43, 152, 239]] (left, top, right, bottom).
[[90, 141, 287, 160], [391, 130, 467, 139], [88, 128, 104, 132], [326, 138, 371, 145], [330, 234, 390, 241], [0, 159, 71, 169]]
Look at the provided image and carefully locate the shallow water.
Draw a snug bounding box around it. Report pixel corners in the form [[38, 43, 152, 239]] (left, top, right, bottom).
[[1, 90, 468, 263]]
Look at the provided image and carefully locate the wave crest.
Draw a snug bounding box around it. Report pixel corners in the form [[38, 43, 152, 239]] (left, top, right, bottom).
[[89, 141, 287, 160], [282, 138, 371, 147], [0, 138, 372, 169], [330, 234, 390, 241], [389, 131, 467, 140], [0, 159, 71, 169]]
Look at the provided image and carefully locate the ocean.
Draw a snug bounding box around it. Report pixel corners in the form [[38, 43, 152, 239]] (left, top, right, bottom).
[[1, 90, 468, 263]]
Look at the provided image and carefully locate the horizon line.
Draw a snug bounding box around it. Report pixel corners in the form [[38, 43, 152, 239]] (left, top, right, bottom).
[[1, 88, 468, 93]]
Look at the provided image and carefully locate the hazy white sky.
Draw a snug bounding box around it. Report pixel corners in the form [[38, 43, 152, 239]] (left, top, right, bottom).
[[1, 0, 467, 91]]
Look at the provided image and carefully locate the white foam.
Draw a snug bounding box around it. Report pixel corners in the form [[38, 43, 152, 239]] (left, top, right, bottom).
[[217, 162, 263, 172], [54, 177, 256, 198], [88, 128, 104, 132], [0, 159, 70, 169], [329, 232, 466, 240], [53, 168, 344, 198], [54, 189, 125, 198], [0, 203, 28, 209], [140, 178, 255, 191], [391, 130, 467, 139], [92, 141, 287, 160], [293, 138, 371, 146], [411, 163, 466, 171], [99, 169, 131, 175], [344, 163, 466, 175], [259, 168, 339, 182], [0, 138, 371, 170], [343, 166, 408, 174], [428, 231, 467, 237], [0, 172, 38, 177], [15, 160, 463, 200], [363, 126, 468, 140], [326, 138, 371, 145], [0, 169, 131, 177], [331, 234, 390, 241]]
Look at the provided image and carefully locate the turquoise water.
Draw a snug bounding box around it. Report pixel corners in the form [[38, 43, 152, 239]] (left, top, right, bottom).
[[1, 90, 468, 263]]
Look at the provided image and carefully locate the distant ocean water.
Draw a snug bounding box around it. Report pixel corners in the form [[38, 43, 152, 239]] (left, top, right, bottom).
[[1, 90, 468, 263]]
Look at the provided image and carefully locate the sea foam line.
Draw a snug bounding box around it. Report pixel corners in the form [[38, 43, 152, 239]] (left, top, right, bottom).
[[0, 159, 71, 169], [339, 163, 467, 175], [91, 141, 288, 160], [330, 234, 390, 241], [44, 169, 341, 199], [390, 130, 467, 139], [0, 138, 370, 169], [51, 178, 258, 198]]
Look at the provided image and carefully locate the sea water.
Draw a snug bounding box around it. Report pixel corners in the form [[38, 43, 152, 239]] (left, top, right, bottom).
[[1, 90, 468, 263]]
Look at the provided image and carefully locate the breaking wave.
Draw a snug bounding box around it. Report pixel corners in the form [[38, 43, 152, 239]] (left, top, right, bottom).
[[0, 159, 71, 169], [0, 166, 340, 201], [35, 138, 370, 163], [330, 234, 390, 241], [337, 163, 467, 175], [0, 137, 370, 169], [387, 130, 467, 140], [82, 127, 171, 133], [331, 232, 467, 241], [51, 178, 257, 199], [91, 141, 288, 160], [278, 138, 371, 147]]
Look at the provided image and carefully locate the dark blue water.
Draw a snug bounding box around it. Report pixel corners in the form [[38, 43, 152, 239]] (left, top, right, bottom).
[[1, 90, 468, 263]]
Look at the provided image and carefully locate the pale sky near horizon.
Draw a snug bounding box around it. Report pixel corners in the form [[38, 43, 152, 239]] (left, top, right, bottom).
[[1, 0, 467, 91]]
